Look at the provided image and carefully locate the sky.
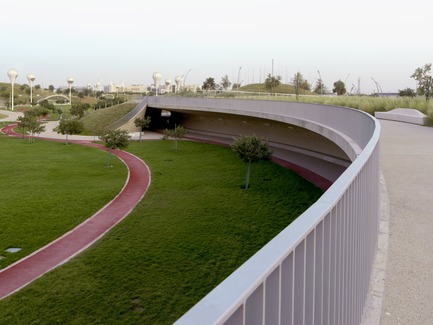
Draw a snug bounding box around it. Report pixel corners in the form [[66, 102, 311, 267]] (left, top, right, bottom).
[[1, 0, 432, 93]]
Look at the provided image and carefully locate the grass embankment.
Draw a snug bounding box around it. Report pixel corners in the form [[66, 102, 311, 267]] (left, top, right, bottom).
[[239, 83, 312, 95], [80, 102, 137, 135], [0, 137, 127, 268], [236, 94, 433, 118], [0, 140, 322, 324]]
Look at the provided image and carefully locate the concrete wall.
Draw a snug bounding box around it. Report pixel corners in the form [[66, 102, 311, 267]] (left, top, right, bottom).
[[145, 97, 370, 182]]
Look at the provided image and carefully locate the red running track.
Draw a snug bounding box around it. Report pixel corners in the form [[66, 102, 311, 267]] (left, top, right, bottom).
[[0, 124, 151, 300]]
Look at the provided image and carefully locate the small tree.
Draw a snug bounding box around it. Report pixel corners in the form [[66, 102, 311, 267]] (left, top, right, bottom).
[[221, 75, 231, 90], [291, 72, 310, 99], [333, 80, 346, 96], [16, 108, 47, 142], [313, 79, 327, 95], [100, 130, 131, 167], [411, 63, 432, 99], [202, 77, 216, 91], [163, 125, 186, 150], [398, 88, 416, 97], [264, 73, 282, 94], [134, 116, 151, 142], [70, 103, 91, 118], [27, 119, 46, 143], [54, 118, 84, 145], [231, 135, 272, 190]]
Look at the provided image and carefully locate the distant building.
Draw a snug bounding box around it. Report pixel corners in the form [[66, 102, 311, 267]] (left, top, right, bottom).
[[106, 83, 148, 94]]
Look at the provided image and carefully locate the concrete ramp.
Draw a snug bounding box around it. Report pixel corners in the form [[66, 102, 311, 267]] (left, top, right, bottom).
[[375, 108, 429, 126]]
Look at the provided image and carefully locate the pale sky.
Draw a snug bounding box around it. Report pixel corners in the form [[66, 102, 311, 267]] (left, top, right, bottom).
[[1, 0, 431, 93]]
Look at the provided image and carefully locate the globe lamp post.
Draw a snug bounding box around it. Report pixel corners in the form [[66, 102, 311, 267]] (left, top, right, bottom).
[[7, 69, 18, 111], [175, 75, 183, 93], [152, 72, 162, 96], [27, 73, 36, 106], [67, 77, 74, 105]]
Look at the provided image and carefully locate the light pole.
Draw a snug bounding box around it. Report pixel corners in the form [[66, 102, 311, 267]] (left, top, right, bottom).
[[152, 72, 162, 96], [175, 76, 182, 93], [67, 77, 74, 105], [183, 69, 191, 88], [317, 70, 323, 95], [27, 73, 36, 106], [371, 77, 383, 97], [7, 69, 18, 111], [237, 66, 242, 91]]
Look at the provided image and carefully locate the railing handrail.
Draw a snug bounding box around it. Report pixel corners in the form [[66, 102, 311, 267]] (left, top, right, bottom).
[[141, 96, 381, 325]]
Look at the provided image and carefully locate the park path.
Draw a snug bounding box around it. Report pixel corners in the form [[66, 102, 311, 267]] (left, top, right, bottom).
[[379, 120, 433, 324], [0, 123, 151, 300]]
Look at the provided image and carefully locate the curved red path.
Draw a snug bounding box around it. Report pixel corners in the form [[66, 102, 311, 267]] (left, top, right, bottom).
[[0, 125, 150, 300]]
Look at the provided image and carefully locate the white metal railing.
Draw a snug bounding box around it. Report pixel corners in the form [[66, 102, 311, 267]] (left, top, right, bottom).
[[143, 97, 381, 325]]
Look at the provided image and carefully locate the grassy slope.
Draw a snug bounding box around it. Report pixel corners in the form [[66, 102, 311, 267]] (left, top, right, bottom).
[[0, 137, 127, 268], [80, 102, 137, 135], [0, 140, 322, 324]]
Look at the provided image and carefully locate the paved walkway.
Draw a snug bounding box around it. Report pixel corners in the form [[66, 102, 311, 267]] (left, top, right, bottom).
[[379, 120, 433, 324], [0, 109, 22, 122], [0, 119, 152, 300]]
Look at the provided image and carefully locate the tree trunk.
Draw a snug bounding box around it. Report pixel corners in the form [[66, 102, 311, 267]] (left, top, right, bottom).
[[245, 159, 251, 190], [106, 147, 113, 167]]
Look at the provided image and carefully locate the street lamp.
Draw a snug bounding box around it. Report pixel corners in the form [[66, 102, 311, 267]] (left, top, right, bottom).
[[7, 69, 18, 111], [237, 66, 242, 91], [183, 69, 191, 88], [152, 72, 162, 96], [67, 77, 74, 105], [317, 70, 323, 95], [175, 75, 183, 93], [27, 73, 36, 106], [371, 77, 383, 97]]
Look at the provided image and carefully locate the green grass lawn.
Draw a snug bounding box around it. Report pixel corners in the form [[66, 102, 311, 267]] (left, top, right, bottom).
[[0, 140, 322, 324], [0, 137, 127, 268]]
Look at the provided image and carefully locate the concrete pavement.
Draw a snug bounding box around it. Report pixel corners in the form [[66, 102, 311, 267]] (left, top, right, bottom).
[[0, 109, 22, 122], [379, 120, 433, 324], [40, 120, 162, 141]]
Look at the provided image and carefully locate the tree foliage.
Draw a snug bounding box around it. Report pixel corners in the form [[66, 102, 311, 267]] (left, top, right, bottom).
[[70, 103, 91, 118], [39, 99, 56, 111], [398, 87, 416, 98], [202, 77, 216, 90], [163, 125, 187, 149], [54, 118, 84, 144], [100, 130, 131, 166], [411, 63, 432, 100], [221, 75, 231, 90], [231, 135, 272, 190], [264, 73, 282, 93], [313, 79, 327, 94], [332, 80, 346, 96], [16, 114, 46, 143], [291, 72, 310, 98], [134, 116, 151, 142]]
